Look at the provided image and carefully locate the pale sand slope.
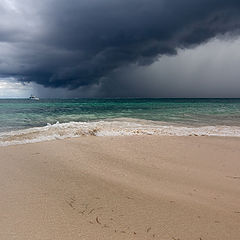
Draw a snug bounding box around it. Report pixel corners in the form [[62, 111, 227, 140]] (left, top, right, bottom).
[[0, 136, 240, 240]]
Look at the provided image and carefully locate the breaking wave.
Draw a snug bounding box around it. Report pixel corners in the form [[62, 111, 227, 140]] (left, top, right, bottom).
[[1, 118, 240, 146]]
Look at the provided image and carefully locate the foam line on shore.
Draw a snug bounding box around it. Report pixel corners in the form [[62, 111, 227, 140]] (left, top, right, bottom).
[[1, 118, 240, 146]]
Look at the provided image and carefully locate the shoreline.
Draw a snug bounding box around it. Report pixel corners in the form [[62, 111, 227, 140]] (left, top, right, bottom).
[[0, 136, 240, 239], [1, 118, 240, 146]]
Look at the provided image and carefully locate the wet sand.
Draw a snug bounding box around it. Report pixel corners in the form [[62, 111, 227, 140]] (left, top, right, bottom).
[[0, 136, 240, 239]]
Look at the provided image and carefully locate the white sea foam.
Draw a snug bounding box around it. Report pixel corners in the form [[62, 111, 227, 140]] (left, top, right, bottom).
[[0, 118, 240, 146]]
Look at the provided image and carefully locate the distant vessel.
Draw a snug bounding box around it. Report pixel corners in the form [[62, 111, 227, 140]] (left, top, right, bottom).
[[29, 94, 39, 101]]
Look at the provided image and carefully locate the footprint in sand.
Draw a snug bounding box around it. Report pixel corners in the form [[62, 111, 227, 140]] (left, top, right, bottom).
[[126, 196, 134, 200], [147, 227, 156, 238], [147, 227, 151, 233], [66, 197, 76, 209], [96, 216, 101, 225], [32, 152, 40, 155], [88, 208, 95, 215]]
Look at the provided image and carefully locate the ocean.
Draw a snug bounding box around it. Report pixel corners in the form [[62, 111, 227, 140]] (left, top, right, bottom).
[[1, 98, 240, 145]]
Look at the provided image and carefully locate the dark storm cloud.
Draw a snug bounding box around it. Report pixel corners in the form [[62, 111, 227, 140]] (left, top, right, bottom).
[[1, 0, 240, 92]]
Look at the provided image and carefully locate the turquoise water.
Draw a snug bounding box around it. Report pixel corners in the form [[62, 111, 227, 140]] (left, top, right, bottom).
[[1, 98, 240, 133]]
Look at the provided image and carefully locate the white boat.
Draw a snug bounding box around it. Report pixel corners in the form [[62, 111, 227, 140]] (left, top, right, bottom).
[[29, 94, 39, 100]]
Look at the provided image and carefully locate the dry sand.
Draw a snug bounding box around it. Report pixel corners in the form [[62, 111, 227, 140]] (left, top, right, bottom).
[[0, 136, 240, 240]]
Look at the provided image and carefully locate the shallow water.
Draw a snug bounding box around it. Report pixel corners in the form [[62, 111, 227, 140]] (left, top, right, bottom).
[[1, 98, 240, 131], [1, 98, 240, 145]]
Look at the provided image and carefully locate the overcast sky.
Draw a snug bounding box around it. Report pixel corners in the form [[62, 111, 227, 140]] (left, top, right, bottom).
[[1, 0, 240, 98]]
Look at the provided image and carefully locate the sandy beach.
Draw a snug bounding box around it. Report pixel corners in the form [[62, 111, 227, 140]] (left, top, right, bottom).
[[0, 136, 240, 240]]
